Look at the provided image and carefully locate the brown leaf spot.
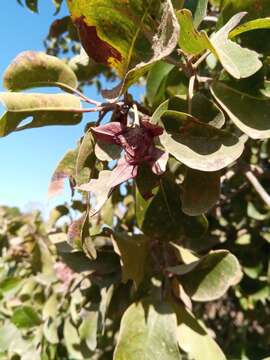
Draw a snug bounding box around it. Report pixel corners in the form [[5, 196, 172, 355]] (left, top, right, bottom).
[[74, 16, 122, 65]]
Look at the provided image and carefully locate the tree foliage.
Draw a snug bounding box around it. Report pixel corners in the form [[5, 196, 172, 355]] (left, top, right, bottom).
[[1, 0, 270, 359]]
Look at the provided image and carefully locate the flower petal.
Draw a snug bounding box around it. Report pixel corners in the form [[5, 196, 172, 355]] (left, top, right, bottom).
[[149, 148, 169, 175], [91, 122, 124, 143], [78, 158, 138, 215], [141, 120, 163, 137], [110, 157, 138, 188]]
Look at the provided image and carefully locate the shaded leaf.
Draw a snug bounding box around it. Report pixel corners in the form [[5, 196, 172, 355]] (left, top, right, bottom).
[[152, 94, 225, 128], [76, 129, 96, 185], [3, 51, 77, 91], [95, 140, 122, 162], [182, 169, 221, 215], [111, 232, 149, 287], [146, 61, 174, 108], [180, 250, 243, 301], [159, 110, 244, 172], [211, 81, 270, 139], [0, 92, 82, 137], [184, 0, 208, 28], [137, 177, 207, 242], [114, 300, 181, 360], [25, 0, 38, 12]]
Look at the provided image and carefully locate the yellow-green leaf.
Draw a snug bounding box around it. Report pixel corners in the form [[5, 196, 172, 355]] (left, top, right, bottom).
[[0, 92, 82, 137], [3, 51, 78, 91], [67, 0, 179, 97]]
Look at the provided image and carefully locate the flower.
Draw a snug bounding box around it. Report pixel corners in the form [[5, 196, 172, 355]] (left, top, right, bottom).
[[79, 120, 168, 215]]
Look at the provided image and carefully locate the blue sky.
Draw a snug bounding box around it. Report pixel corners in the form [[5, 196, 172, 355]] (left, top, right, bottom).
[[0, 2, 142, 216]]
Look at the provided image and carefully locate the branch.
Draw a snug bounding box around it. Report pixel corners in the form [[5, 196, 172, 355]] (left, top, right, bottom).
[[244, 168, 270, 208]]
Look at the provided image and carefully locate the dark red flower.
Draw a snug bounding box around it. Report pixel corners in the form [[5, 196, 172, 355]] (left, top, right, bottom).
[[79, 120, 168, 215]]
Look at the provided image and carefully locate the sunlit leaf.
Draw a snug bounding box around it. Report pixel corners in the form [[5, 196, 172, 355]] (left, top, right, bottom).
[[67, 0, 179, 97], [11, 306, 41, 329], [0, 92, 82, 137], [48, 148, 77, 198], [211, 13, 262, 79], [114, 300, 181, 360], [3, 51, 78, 91], [211, 81, 270, 139], [178, 10, 262, 78], [79, 311, 98, 351], [175, 304, 226, 360]]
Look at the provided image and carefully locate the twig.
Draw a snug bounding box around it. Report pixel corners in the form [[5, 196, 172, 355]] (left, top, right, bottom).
[[57, 82, 101, 106], [188, 75, 196, 114], [193, 50, 211, 68], [245, 169, 270, 208], [203, 16, 218, 23]]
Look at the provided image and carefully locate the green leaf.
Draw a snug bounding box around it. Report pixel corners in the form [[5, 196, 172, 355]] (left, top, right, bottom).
[[211, 12, 262, 79], [76, 130, 96, 184], [159, 110, 244, 172], [81, 210, 97, 259], [67, 0, 179, 97], [0, 92, 82, 137], [111, 232, 149, 287], [3, 51, 78, 91], [184, 0, 208, 28], [180, 250, 243, 301], [95, 140, 121, 162], [79, 310, 98, 352], [146, 61, 174, 108], [114, 300, 181, 360], [0, 277, 22, 294], [52, 0, 63, 14], [182, 169, 221, 215], [177, 10, 262, 79], [211, 82, 270, 139], [48, 148, 78, 198], [170, 243, 199, 264], [25, 0, 38, 12], [177, 9, 213, 55], [229, 17, 270, 38], [137, 177, 208, 242], [152, 94, 225, 128], [175, 304, 226, 360], [11, 306, 41, 329]]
